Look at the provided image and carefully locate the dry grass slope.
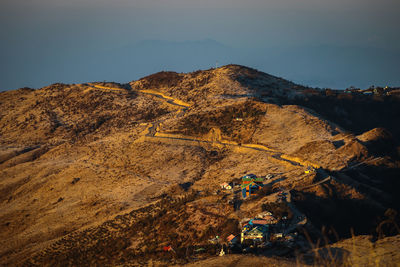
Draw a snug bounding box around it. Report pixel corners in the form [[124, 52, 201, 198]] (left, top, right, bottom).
[[1, 65, 399, 266]]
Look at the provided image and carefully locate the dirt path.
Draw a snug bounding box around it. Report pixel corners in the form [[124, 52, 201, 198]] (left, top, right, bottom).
[[139, 89, 190, 108], [83, 84, 127, 93], [146, 121, 161, 137], [91, 85, 315, 169], [283, 191, 308, 234]]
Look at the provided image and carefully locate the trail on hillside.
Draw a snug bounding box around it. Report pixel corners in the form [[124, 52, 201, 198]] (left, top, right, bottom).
[[84, 84, 127, 93], [93, 85, 317, 168]]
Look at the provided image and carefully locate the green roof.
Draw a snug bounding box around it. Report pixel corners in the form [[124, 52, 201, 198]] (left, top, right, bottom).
[[242, 177, 264, 182]]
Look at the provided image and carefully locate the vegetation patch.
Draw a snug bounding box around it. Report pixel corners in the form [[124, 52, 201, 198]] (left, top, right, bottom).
[[173, 101, 266, 143]]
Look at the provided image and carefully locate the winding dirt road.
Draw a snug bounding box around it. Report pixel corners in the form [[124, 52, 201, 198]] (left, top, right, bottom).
[[90, 84, 318, 169]]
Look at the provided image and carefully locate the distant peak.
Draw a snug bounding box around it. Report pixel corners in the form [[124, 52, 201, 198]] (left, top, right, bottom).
[[219, 64, 256, 70]]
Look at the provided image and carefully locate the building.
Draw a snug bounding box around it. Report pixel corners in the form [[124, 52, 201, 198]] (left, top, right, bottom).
[[240, 221, 270, 245], [220, 182, 232, 190], [241, 181, 263, 198], [241, 174, 264, 198], [226, 234, 238, 244]]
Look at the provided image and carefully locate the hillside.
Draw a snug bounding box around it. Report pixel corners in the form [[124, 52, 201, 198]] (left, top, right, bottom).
[[1, 65, 399, 266]]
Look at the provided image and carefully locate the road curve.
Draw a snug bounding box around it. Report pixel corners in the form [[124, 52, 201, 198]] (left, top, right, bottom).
[[90, 85, 317, 168]]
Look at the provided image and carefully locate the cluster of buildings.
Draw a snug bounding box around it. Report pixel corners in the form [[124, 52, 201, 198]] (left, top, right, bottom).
[[224, 210, 296, 251], [239, 212, 277, 246], [214, 173, 303, 253], [344, 86, 400, 97]]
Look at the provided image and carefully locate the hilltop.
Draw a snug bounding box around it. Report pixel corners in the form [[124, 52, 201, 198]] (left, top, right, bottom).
[[1, 65, 399, 266]]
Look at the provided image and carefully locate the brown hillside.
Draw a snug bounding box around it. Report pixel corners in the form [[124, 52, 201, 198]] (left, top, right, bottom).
[[1, 65, 399, 266]]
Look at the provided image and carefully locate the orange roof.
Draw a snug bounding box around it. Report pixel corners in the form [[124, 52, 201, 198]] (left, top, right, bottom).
[[252, 220, 269, 225], [226, 234, 236, 242]]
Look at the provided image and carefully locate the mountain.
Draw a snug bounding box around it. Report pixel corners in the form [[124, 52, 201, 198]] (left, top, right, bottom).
[[3, 40, 400, 91], [1, 65, 399, 266]]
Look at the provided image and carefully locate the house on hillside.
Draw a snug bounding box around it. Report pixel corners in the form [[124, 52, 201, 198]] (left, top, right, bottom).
[[220, 182, 232, 190], [240, 221, 270, 245], [241, 181, 263, 198], [250, 219, 270, 226], [226, 234, 238, 244], [241, 174, 264, 198]]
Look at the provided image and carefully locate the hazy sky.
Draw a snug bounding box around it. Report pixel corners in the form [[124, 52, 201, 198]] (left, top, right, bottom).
[[1, 0, 399, 90]]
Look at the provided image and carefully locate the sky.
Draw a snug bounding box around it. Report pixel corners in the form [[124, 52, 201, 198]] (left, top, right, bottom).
[[1, 0, 399, 90]]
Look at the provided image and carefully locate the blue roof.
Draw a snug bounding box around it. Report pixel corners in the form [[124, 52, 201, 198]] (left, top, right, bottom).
[[242, 174, 257, 179]]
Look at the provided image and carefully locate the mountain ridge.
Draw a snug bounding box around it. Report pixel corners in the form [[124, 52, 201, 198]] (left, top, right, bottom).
[[1, 65, 399, 266]]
